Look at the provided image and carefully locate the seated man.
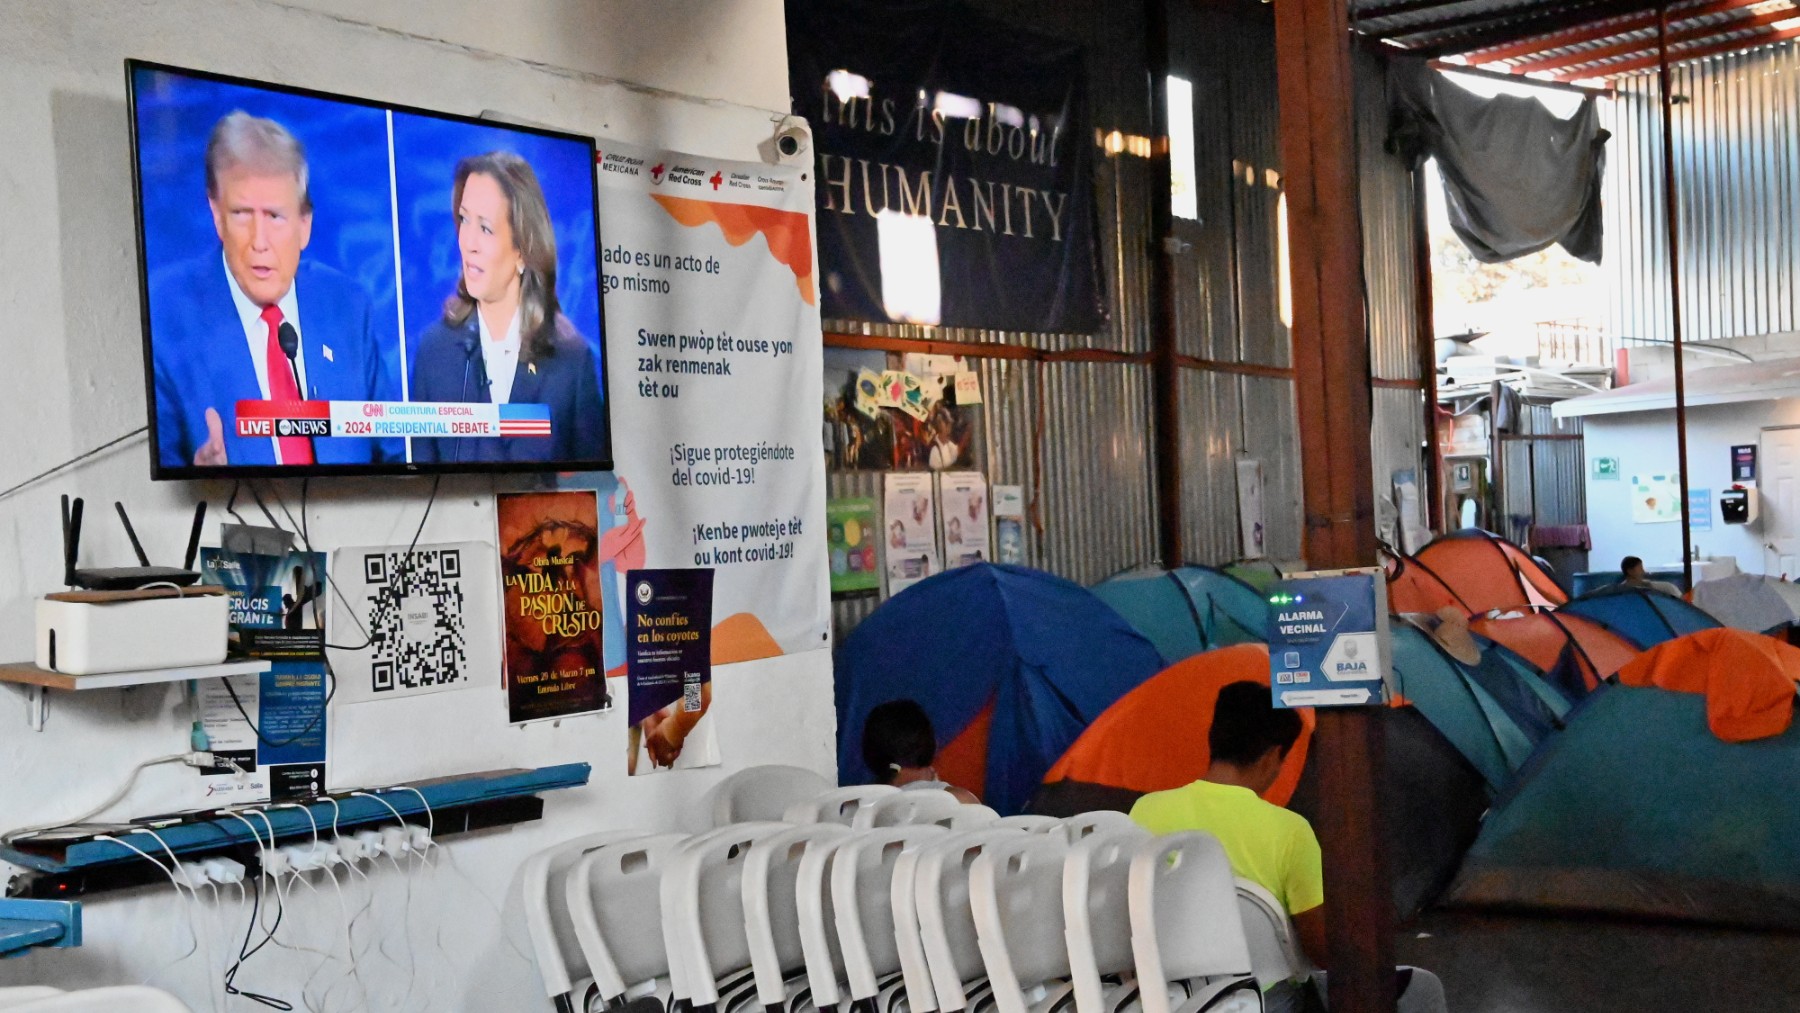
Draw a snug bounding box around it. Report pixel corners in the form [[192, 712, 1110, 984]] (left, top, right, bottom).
[[1129, 682, 1445, 1013], [1616, 555, 1682, 597]]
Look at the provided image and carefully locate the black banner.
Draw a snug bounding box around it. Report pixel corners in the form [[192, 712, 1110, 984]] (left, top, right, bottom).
[[787, 0, 1103, 334]]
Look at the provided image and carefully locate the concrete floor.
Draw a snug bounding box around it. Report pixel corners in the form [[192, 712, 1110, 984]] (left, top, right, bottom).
[[1395, 912, 1800, 1013]]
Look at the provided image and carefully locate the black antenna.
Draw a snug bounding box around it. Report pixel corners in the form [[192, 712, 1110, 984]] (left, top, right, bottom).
[[67, 498, 85, 587], [183, 502, 207, 571], [115, 502, 152, 567], [61, 495, 76, 587]]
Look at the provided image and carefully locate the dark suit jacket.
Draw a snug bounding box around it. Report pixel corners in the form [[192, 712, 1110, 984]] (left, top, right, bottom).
[[408, 312, 605, 464], [150, 255, 397, 469]]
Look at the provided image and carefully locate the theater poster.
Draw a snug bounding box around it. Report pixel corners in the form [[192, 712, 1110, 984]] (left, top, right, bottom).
[[581, 139, 828, 677], [498, 491, 610, 724], [787, 0, 1102, 333], [626, 568, 718, 775]]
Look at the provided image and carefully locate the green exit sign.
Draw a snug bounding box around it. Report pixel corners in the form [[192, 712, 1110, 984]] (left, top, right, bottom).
[[1593, 456, 1620, 480]]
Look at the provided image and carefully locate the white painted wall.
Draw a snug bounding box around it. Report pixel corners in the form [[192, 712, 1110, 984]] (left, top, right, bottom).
[[0, 2, 833, 1010], [1581, 398, 1800, 576]]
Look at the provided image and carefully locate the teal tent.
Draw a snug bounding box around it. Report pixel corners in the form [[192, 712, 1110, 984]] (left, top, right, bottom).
[[1090, 566, 1269, 663], [1389, 626, 1551, 792], [1450, 686, 1800, 929], [1559, 587, 1721, 649]]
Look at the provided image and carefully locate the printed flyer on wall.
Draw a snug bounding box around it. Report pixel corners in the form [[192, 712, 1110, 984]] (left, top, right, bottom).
[[938, 471, 991, 568], [627, 568, 718, 775], [198, 546, 329, 803], [993, 484, 1026, 565], [499, 491, 611, 724], [828, 497, 882, 596], [883, 472, 941, 596]]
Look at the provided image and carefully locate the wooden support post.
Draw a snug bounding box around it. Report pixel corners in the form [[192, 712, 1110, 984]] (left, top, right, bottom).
[[1273, 1, 1396, 1011], [1659, 3, 1695, 587], [1411, 168, 1444, 534], [1147, 0, 1184, 568]]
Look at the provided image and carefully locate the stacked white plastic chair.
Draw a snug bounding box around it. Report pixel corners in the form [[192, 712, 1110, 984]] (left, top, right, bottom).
[[1235, 879, 1310, 993], [833, 824, 949, 1013], [709, 765, 835, 826], [915, 831, 1013, 1013], [524, 769, 1270, 1013], [567, 833, 690, 1009], [523, 829, 650, 1012], [970, 833, 1077, 1013], [663, 822, 789, 1013], [1063, 824, 1152, 1013], [786, 784, 900, 826], [744, 822, 853, 1013], [1129, 832, 1261, 1013]]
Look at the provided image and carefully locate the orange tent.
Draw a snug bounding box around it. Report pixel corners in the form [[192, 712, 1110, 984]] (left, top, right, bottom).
[[1617, 628, 1800, 742], [1471, 612, 1639, 692], [1390, 530, 1566, 615], [1042, 644, 1314, 807]]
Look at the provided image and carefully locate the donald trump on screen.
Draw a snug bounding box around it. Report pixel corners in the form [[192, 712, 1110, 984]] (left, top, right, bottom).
[[150, 110, 394, 469]]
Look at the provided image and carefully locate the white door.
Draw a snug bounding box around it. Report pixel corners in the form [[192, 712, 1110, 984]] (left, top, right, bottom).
[[1761, 426, 1800, 576]]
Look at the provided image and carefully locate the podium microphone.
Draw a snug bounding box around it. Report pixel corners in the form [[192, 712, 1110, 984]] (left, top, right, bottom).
[[277, 322, 314, 457]]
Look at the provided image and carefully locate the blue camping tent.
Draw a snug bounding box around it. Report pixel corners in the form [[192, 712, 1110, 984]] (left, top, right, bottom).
[[1389, 625, 1557, 792], [837, 563, 1167, 815], [1090, 566, 1269, 663], [1450, 685, 1800, 929], [1559, 587, 1720, 649]]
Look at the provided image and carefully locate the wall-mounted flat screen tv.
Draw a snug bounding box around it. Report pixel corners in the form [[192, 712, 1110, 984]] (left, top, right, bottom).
[[128, 61, 610, 479]]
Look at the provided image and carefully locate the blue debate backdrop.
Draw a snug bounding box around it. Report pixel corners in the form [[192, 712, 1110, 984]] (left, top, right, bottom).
[[132, 68, 401, 393], [389, 113, 604, 399]]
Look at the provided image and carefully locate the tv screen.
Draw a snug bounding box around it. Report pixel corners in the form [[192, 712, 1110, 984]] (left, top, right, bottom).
[[127, 61, 611, 479]]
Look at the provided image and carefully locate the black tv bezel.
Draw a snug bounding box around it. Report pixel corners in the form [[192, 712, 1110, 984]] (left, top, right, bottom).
[[126, 58, 614, 481]]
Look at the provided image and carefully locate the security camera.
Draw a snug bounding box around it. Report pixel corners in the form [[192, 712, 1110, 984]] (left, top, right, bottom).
[[776, 126, 808, 158]]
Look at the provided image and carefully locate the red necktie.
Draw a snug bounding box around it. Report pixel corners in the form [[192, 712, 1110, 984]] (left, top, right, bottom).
[[261, 304, 314, 465]]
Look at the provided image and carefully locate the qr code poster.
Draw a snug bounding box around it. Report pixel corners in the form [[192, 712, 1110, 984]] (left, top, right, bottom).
[[330, 541, 500, 705]]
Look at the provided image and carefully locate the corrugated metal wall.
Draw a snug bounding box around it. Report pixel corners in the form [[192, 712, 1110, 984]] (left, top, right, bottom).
[[1171, 3, 1304, 565], [1359, 43, 1430, 549], [826, 2, 1420, 637], [1498, 405, 1585, 546], [1606, 41, 1800, 345], [825, 0, 1161, 638]]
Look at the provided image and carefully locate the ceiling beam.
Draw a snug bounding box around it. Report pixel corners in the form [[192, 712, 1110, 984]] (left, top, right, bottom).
[[1459, 0, 1763, 63], [1392, 0, 1662, 57], [1428, 58, 1617, 95], [1353, 0, 1479, 22], [1511, 2, 1798, 73], [1556, 19, 1800, 76]]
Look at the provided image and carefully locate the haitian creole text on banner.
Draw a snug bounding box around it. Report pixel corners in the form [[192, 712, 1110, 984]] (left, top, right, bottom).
[[627, 568, 718, 775], [586, 140, 829, 667], [786, 0, 1102, 333], [498, 491, 611, 724]]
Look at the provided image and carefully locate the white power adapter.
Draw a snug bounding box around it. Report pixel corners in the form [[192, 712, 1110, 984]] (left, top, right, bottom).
[[352, 830, 384, 860], [201, 857, 246, 884], [172, 861, 211, 888], [260, 846, 291, 876], [406, 825, 432, 852], [280, 843, 321, 872], [333, 835, 367, 866], [379, 825, 411, 856]]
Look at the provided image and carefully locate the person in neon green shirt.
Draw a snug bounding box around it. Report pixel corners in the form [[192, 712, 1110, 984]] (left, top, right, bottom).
[[1130, 682, 1446, 1013]]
